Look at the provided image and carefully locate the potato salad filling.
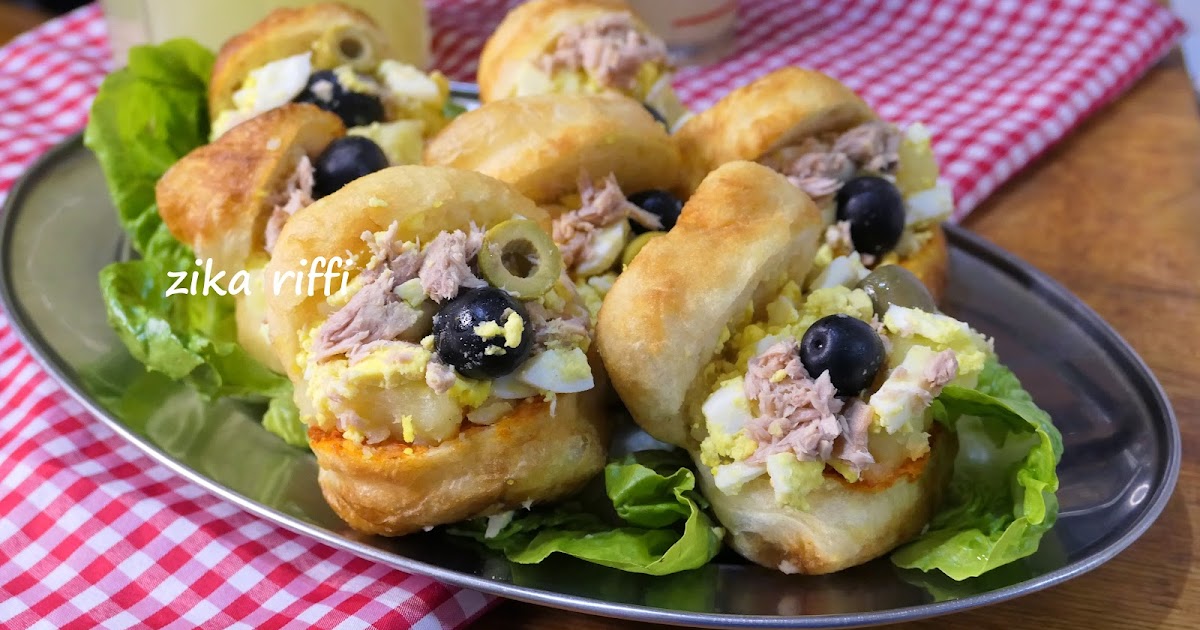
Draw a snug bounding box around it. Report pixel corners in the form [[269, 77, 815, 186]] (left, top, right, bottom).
[[698, 275, 993, 509], [551, 173, 682, 318], [213, 49, 451, 165], [759, 121, 955, 284], [300, 217, 594, 446]]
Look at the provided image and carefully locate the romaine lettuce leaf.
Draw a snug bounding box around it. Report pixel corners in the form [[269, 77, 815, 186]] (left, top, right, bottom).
[[449, 450, 722, 576], [83, 39, 213, 259], [87, 40, 302, 447], [892, 359, 1062, 580], [263, 394, 308, 448], [98, 260, 291, 401]]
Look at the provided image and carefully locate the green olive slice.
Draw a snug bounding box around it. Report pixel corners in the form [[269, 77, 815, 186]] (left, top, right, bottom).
[[313, 25, 378, 72], [855, 264, 936, 315], [622, 231, 664, 267], [478, 219, 564, 299]]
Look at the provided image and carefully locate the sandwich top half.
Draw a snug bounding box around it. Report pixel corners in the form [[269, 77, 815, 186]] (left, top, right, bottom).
[[426, 92, 687, 319], [479, 0, 688, 127], [207, 2, 450, 165], [676, 68, 955, 302], [597, 162, 997, 571]]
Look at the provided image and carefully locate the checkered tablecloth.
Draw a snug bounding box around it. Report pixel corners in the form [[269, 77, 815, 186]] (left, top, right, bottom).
[[0, 1, 1184, 627]]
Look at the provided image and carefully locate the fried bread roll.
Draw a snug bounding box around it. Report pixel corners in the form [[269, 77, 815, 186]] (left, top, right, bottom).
[[674, 68, 950, 301], [424, 94, 681, 205], [209, 3, 392, 116], [265, 166, 608, 535], [157, 103, 345, 371], [479, 0, 687, 126], [598, 161, 954, 573], [207, 2, 449, 155], [426, 93, 684, 316]]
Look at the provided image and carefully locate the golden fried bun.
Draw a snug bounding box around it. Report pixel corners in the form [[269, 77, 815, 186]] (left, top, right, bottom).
[[157, 103, 344, 278], [480, 0, 639, 102], [265, 166, 609, 534], [424, 94, 682, 206], [156, 104, 343, 372], [674, 67, 949, 302], [478, 0, 685, 124], [266, 166, 552, 369], [209, 2, 392, 116], [311, 393, 605, 536], [673, 67, 875, 193], [694, 430, 954, 574], [596, 162, 824, 448]]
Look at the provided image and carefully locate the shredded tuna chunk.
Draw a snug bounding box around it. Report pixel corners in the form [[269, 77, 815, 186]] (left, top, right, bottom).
[[425, 357, 457, 394], [312, 267, 423, 362], [528, 301, 592, 351], [758, 121, 902, 199], [833, 120, 901, 173], [784, 152, 857, 199], [832, 400, 875, 470], [741, 339, 875, 472], [264, 155, 315, 253], [311, 228, 425, 362], [553, 172, 659, 270], [537, 13, 667, 91], [418, 226, 487, 302], [923, 349, 959, 390]]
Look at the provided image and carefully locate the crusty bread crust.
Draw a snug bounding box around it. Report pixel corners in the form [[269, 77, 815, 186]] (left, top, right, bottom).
[[695, 429, 955, 574], [424, 93, 682, 206], [596, 161, 824, 448], [209, 2, 392, 116], [265, 166, 609, 534], [674, 67, 875, 193], [156, 103, 344, 280], [478, 0, 650, 102], [674, 67, 949, 301], [310, 390, 608, 536], [596, 159, 952, 574], [265, 165, 552, 372]]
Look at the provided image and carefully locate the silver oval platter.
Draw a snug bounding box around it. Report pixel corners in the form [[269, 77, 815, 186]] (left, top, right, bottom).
[[0, 123, 1179, 627]]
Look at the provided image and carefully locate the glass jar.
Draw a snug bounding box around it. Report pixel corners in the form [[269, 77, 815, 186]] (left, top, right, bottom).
[[626, 0, 738, 66]]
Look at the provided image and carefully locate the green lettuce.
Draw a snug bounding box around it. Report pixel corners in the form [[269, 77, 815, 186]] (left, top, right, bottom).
[[84, 38, 213, 261], [892, 359, 1063, 580], [86, 40, 306, 448], [449, 450, 723, 576]]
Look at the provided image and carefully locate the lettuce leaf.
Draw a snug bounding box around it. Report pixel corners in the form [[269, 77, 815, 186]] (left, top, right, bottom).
[[449, 450, 722, 576], [98, 260, 291, 401], [84, 39, 213, 259], [263, 395, 308, 448], [891, 359, 1062, 580], [87, 40, 302, 448]]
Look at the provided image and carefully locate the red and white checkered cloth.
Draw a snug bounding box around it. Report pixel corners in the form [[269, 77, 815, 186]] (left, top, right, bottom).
[[0, 0, 1184, 627]]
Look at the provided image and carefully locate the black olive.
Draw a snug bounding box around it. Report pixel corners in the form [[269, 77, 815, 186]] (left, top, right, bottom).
[[312, 136, 389, 198], [835, 175, 906, 257], [628, 189, 683, 233], [432, 287, 533, 379], [799, 314, 885, 397], [294, 70, 385, 128], [643, 102, 669, 130]]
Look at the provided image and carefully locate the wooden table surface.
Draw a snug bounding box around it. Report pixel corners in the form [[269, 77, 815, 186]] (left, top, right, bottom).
[[1, 7, 1197, 630]]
